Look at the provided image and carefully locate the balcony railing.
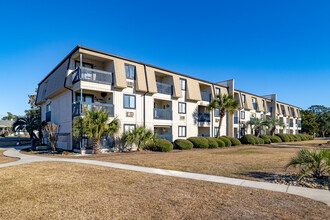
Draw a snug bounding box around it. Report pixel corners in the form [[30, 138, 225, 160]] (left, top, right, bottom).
[[156, 82, 172, 95], [198, 134, 210, 137], [201, 92, 211, 102], [72, 102, 114, 117], [157, 134, 173, 142], [234, 116, 238, 124], [154, 108, 172, 120], [198, 113, 210, 122], [253, 103, 258, 110], [46, 111, 51, 122], [72, 67, 113, 85], [290, 122, 293, 127]]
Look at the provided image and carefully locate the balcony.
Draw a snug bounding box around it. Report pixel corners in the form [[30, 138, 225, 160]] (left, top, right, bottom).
[[72, 67, 113, 85], [156, 82, 172, 95], [154, 108, 172, 120], [157, 134, 173, 142], [253, 103, 258, 110], [234, 116, 238, 124], [198, 113, 210, 122], [198, 134, 210, 137], [290, 122, 293, 127], [46, 111, 51, 122], [201, 92, 211, 102], [72, 102, 114, 117]]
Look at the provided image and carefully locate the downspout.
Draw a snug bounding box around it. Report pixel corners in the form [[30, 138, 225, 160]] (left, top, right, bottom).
[[63, 56, 73, 150], [211, 84, 216, 137], [143, 64, 149, 127]]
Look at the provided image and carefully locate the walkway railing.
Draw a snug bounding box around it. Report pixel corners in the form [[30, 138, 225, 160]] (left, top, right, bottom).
[[156, 82, 172, 95], [201, 92, 211, 102], [198, 113, 210, 122], [154, 108, 172, 120], [72, 102, 114, 117], [72, 67, 113, 85], [157, 134, 173, 142]]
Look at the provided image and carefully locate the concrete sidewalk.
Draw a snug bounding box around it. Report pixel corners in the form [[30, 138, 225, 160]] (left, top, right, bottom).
[[1, 146, 330, 206]]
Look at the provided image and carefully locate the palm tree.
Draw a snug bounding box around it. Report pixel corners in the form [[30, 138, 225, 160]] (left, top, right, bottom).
[[286, 148, 330, 180], [121, 126, 157, 151], [12, 114, 40, 140], [208, 94, 239, 138], [246, 118, 268, 137], [73, 109, 120, 154], [265, 118, 285, 136]]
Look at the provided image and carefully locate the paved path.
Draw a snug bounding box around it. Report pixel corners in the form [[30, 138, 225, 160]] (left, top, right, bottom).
[[1, 146, 330, 206]]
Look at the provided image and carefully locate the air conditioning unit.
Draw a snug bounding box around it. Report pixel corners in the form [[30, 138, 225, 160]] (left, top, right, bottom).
[[180, 116, 185, 120], [126, 112, 134, 117], [127, 81, 134, 88]]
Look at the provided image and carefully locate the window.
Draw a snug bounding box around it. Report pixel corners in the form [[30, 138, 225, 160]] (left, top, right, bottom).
[[214, 109, 220, 117], [262, 100, 265, 108], [124, 124, 135, 133], [178, 126, 186, 137], [252, 98, 256, 103], [215, 88, 220, 95], [75, 61, 93, 69], [125, 64, 135, 79], [242, 94, 246, 103], [214, 127, 219, 136], [124, 95, 136, 109], [286, 118, 289, 123], [46, 104, 51, 112], [241, 111, 245, 119], [76, 94, 94, 103], [180, 78, 186, 91], [178, 102, 186, 114]]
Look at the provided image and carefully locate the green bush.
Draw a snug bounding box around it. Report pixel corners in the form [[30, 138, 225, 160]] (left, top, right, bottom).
[[257, 137, 265, 144], [214, 138, 225, 148], [260, 135, 271, 144], [187, 137, 209, 148], [252, 136, 260, 144], [240, 134, 256, 145], [298, 134, 307, 141], [269, 135, 282, 143], [287, 135, 295, 142], [225, 136, 241, 146], [219, 137, 231, 147], [293, 135, 302, 141], [174, 139, 193, 150], [290, 135, 298, 141], [150, 139, 173, 152], [276, 134, 290, 142], [206, 137, 218, 148]]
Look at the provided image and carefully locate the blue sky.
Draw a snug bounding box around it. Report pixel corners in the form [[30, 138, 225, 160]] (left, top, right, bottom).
[[0, 0, 329, 117]]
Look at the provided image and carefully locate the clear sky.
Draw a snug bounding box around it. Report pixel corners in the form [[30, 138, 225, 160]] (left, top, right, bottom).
[[0, 0, 329, 117]]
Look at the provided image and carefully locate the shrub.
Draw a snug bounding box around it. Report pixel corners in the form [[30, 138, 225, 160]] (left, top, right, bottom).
[[298, 134, 307, 141], [287, 135, 295, 142], [269, 135, 282, 143], [253, 136, 261, 144], [257, 137, 265, 144], [290, 135, 298, 142], [174, 139, 193, 150], [276, 134, 290, 142], [240, 134, 256, 145], [187, 137, 209, 148], [214, 138, 225, 148], [219, 137, 231, 147], [149, 139, 173, 152], [206, 137, 218, 148], [260, 135, 271, 144], [293, 135, 301, 141], [225, 136, 241, 146]]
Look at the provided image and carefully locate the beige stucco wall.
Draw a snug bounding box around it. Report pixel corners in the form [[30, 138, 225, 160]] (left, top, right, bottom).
[[186, 79, 201, 101]]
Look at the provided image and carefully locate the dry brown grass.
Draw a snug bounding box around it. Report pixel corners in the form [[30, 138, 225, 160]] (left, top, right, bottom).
[[0, 162, 328, 219], [0, 150, 18, 164]]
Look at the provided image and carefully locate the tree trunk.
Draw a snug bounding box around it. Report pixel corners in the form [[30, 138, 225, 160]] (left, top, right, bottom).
[[93, 139, 102, 154], [271, 127, 276, 136], [216, 115, 224, 138]]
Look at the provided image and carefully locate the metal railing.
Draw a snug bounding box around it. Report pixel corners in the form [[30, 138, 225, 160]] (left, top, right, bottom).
[[154, 108, 172, 120], [290, 122, 293, 127], [157, 134, 173, 142], [201, 92, 211, 102], [234, 116, 238, 124], [72, 102, 114, 117], [46, 111, 51, 122], [198, 134, 210, 137], [198, 113, 210, 122], [72, 67, 113, 84], [253, 103, 258, 110], [156, 82, 172, 95]]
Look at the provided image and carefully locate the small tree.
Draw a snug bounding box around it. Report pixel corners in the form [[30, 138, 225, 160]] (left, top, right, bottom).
[[286, 148, 330, 180], [73, 109, 120, 154], [121, 126, 157, 151], [44, 123, 59, 151], [12, 114, 39, 140], [265, 118, 285, 136], [208, 94, 239, 138], [246, 118, 268, 137]]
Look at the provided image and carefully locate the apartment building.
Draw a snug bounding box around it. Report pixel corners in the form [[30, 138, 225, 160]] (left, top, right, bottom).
[[36, 46, 302, 152]]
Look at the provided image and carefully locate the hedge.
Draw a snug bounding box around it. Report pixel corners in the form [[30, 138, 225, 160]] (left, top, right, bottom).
[[150, 139, 173, 152], [269, 135, 282, 143], [174, 139, 193, 150], [257, 137, 265, 144], [206, 137, 218, 148], [225, 136, 241, 146], [276, 134, 290, 142], [213, 138, 225, 148], [187, 137, 209, 148], [260, 135, 271, 144], [288, 135, 295, 142], [240, 134, 256, 145], [219, 137, 231, 147], [293, 135, 302, 141]]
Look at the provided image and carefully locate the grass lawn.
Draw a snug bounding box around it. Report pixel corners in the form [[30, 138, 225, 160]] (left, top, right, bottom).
[[0, 162, 328, 219], [0, 150, 18, 164]]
